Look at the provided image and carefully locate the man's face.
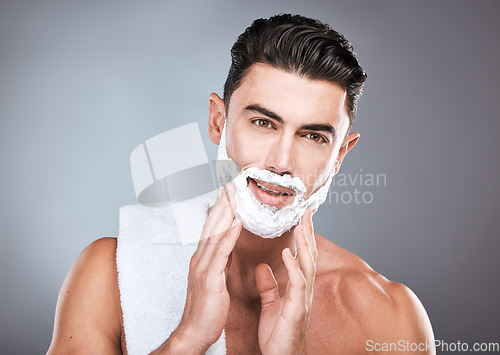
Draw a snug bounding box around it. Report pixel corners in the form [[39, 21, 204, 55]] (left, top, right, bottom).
[[220, 63, 352, 209]]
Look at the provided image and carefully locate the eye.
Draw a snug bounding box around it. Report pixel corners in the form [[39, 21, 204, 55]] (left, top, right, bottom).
[[306, 133, 327, 144], [253, 119, 271, 128]]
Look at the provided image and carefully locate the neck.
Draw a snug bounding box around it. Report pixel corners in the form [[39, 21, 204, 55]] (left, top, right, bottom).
[[226, 226, 296, 304]]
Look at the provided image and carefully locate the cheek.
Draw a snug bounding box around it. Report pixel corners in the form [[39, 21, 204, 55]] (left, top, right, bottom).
[[298, 148, 336, 196], [226, 122, 269, 166]]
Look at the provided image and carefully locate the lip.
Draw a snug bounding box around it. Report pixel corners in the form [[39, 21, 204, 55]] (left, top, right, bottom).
[[248, 177, 295, 209]]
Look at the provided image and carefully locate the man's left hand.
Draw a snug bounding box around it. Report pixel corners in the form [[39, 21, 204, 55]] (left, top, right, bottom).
[[255, 209, 317, 355]]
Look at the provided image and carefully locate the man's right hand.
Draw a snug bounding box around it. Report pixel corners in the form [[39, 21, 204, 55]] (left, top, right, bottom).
[[165, 184, 242, 354]]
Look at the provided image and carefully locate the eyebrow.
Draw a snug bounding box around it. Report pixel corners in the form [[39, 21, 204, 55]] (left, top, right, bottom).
[[245, 104, 283, 123], [244, 104, 337, 138]]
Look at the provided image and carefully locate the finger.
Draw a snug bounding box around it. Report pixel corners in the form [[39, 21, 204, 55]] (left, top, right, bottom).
[[191, 189, 227, 267], [295, 225, 315, 307], [199, 187, 229, 241], [301, 209, 317, 261], [299, 210, 317, 306], [222, 183, 237, 216], [195, 206, 236, 270], [205, 184, 237, 239], [255, 263, 280, 309], [281, 248, 307, 319], [295, 225, 316, 284], [195, 219, 238, 274], [208, 220, 242, 293], [213, 183, 237, 237], [207, 219, 242, 278], [193, 183, 237, 263], [194, 184, 238, 270]]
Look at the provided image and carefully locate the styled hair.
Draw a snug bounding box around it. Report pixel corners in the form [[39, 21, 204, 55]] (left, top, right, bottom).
[[223, 14, 367, 129]]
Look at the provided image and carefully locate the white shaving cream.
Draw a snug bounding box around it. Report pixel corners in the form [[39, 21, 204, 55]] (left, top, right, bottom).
[[216, 122, 335, 238]]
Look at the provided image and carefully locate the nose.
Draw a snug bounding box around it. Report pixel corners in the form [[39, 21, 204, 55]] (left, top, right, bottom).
[[265, 132, 295, 175]]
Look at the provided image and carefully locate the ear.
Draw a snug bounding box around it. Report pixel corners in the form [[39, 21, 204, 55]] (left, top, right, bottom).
[[208, 93, 226, 145], [333, 132, 360, 175]]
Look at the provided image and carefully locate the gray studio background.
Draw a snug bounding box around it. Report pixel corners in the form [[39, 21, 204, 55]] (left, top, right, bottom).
[[1, 0, 499, 353]]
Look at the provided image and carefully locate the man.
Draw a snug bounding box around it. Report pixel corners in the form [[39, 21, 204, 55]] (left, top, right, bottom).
[[48, 14, 434, 354]]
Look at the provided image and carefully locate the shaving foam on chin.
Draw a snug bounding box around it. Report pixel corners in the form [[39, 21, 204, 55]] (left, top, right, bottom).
[[216, 121, 334, 238]]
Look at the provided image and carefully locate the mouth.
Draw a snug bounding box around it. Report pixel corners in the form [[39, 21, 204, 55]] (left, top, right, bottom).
[[247, 177, 295, 209]]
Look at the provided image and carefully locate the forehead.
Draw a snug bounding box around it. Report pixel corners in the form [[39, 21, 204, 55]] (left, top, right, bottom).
[[229, 63, 349, 134]]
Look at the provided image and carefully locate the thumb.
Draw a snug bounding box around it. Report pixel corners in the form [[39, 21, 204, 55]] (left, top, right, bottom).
[[255, 263, 279, 309]]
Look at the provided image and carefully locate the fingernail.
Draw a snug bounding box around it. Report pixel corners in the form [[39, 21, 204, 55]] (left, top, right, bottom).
[[286, 248, 293, 257], [231, 219, 237, 228], [217, 187, 223, 199], [228, 183, 235, 195]]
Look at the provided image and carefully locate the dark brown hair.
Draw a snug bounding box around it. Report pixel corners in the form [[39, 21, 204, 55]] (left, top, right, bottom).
[[223, 14, 367, 129]]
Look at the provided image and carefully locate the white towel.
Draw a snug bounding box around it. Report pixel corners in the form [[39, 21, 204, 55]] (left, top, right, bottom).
[[116, 190, 226, 354]]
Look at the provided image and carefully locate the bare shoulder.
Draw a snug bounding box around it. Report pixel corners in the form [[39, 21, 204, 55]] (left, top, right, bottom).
[[47, 237, 124, 354], [311, 234, 434, 353]]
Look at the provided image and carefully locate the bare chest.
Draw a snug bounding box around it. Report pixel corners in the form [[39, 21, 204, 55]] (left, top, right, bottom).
[[225, 300, 262, 354], [224, 289, 366, 354], [306, 290, 367, 354]]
